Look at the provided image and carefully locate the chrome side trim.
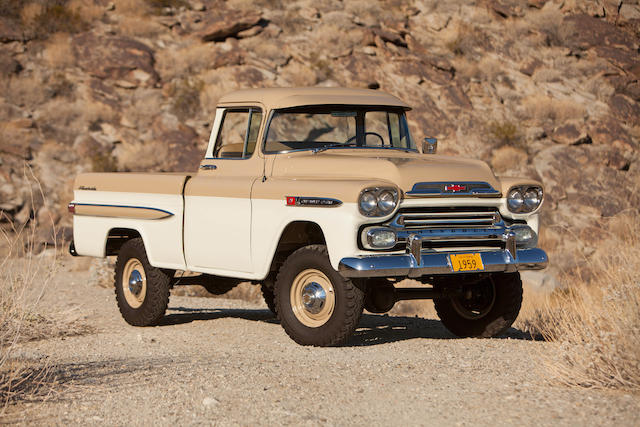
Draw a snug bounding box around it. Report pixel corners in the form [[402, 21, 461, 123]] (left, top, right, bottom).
[[338, 248, 548, 278], [72, 203, 174, 220]]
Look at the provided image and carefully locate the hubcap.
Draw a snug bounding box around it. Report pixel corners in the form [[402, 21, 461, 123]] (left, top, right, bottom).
[[129, 270, 143, 296], [290, 269, 335, 328], [301, 282, 326, 314], [122, 258, 147, 309]]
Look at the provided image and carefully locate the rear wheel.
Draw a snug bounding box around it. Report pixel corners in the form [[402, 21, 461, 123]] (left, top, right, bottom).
[[275, 245, 364, 346], [114, 238, 171, 326], [434, 272, 523, 338]]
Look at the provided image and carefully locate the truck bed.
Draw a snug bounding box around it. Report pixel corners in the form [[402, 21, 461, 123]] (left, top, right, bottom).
[[71, 172, 192, 270]]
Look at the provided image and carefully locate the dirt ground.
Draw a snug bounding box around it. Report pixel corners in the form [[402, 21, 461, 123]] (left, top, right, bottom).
[[6, 265, 640, 426]]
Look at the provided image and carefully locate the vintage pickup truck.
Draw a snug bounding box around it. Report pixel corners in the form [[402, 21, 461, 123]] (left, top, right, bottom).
[[70, 87, 548, 346]]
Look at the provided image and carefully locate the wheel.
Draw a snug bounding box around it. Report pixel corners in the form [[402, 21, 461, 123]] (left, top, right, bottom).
[[114, 238, 171, 326], [274, 245, 364, 346], [434, 272, 523, 338], [261, 283, 277, 315], [200, 276, 239, 295]]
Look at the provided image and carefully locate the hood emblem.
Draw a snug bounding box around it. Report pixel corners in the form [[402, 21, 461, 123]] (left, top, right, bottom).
[[444, 184, 467, 193]]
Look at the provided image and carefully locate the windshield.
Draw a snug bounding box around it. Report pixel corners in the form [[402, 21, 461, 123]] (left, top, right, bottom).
[[264, 107, 415, 153]]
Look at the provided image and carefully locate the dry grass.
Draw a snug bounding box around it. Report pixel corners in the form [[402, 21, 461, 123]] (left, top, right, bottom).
[[43, 33, 75, 69], [521, 94, 586, 125], [0, 169, 89, 413], [0, 170, 56, 412], [521, 212, 640, 392]]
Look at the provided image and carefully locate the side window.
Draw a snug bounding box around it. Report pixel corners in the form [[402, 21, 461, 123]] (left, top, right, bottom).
[[213, 108, 262, 159]]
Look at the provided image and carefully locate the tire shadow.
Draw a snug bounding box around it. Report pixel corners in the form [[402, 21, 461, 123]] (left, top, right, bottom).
[[159, 306, 539, 344], [348, 314, 538, 346], [160, 306, 279, 326]]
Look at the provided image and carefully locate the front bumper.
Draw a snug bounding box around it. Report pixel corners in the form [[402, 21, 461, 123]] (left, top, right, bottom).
[[338, 248, 548, 278]]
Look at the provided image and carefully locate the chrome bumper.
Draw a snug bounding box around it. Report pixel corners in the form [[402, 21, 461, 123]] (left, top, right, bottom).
[[338, 248, 548, 278]]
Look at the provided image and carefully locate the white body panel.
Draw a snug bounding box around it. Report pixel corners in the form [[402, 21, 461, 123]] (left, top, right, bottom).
[[184, 195, 252, 274], [72, 190, 186, 270]]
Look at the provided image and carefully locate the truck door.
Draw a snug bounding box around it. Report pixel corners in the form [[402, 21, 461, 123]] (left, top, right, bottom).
[[184, 107, 263, 275]]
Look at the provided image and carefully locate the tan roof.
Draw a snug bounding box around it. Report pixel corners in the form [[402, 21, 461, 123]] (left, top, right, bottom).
[[217, 87, 411, 110]]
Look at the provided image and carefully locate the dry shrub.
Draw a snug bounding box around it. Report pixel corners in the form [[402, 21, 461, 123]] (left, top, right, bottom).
[[118, 15, 165, 37], [68, 0, 104, 22], [523, 212, 640, 391], [156, 44, 219, 81], [43, 33, 75, 69], [4, 75, 49, 108], [445, 22, 488, 57], [113, 0, 150, 15], [522, 94, 586, 124], [525, 4, 565, 46], [488, 121, 521, 147], [25, 1, 89, 39]]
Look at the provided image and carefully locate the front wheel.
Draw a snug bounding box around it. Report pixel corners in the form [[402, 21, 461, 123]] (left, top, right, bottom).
[[434, 272, 523, 338], [274, 245, 364, 346], [114, 238, 171, 326]]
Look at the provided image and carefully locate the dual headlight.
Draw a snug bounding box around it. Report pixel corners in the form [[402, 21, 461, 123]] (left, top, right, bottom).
[[507, 186, 543, 213], [358, 187, 399, 217]]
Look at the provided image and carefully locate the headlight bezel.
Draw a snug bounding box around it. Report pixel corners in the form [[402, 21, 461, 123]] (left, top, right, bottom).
[[358, 187, 400, 217], [507, 185, 543, 214]]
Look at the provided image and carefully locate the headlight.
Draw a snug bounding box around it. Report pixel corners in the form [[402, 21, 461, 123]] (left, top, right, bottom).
[[507, 186, 543, 213], [510, 224, 538, 248], [359, 187, 399, 217], [362, 227, 397, 249]]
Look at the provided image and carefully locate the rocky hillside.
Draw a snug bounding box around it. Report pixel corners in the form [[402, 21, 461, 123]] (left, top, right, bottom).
[[1, 0, 638, 282]]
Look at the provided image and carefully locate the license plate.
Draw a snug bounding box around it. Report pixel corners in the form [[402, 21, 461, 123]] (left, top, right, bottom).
[[450, 253, 484, 272]]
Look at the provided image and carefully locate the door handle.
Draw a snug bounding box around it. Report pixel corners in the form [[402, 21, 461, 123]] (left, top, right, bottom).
[[200, 164, 217, 170]]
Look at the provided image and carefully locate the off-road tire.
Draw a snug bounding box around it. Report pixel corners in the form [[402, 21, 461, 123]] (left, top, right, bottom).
[[434, 272, 523, 338], [114, 238, 171, 326], [261, 283, 277, 315], [274, 245, 364, 346]]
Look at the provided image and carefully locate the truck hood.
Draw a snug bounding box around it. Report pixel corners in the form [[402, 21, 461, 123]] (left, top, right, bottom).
[[271, 149, 500, 195]]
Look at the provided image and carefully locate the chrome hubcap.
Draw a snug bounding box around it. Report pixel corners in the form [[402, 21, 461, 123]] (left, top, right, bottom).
[[301, 282, 326, 314], [129, 270, 143, 296]]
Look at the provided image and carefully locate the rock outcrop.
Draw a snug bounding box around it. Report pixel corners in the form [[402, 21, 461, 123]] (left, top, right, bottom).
[[0, 0, 638, 285]]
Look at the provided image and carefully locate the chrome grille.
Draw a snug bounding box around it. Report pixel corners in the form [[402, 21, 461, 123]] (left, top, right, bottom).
[[390, 207, 500, 229]]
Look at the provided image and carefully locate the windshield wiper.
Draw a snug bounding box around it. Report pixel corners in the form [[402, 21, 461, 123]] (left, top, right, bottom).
[[312, 142, 359, 154]]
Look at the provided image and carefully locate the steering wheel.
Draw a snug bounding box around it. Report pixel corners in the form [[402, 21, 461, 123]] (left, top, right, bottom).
[[345, 132, 385, 146]]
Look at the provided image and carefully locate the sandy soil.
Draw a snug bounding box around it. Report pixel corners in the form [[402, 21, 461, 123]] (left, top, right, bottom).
[[7, 266, 640, 426]]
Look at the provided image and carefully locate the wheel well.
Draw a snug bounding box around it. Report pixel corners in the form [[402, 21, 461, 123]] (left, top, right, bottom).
[[106, 228, 142, 256], [268, 221, 326, 274]]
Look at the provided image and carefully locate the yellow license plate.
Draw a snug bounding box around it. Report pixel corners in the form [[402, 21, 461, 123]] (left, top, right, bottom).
[[450, 253, 484, 272]]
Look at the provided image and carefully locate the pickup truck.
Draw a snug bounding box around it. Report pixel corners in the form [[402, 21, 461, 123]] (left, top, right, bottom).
[[69, 87, 548, 346]]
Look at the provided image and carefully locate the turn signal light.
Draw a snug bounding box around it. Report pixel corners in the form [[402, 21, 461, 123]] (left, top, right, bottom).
[[68, 203, 76, 214]]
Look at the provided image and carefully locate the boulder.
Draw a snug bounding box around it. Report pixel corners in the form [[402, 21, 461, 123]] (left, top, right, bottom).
[[550, 123, 590, 145], [197, 10, 262, 42], [73, 34, 159, 87], [562, 14, 637, 52], [609, 94, 640, 126]]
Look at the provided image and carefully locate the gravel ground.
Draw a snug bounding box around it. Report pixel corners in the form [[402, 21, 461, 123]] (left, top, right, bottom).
[[7, 268, 640, 426]]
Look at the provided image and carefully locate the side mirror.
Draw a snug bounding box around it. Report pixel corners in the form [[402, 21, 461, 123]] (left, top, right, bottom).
[[422, 137, 437, 154]]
